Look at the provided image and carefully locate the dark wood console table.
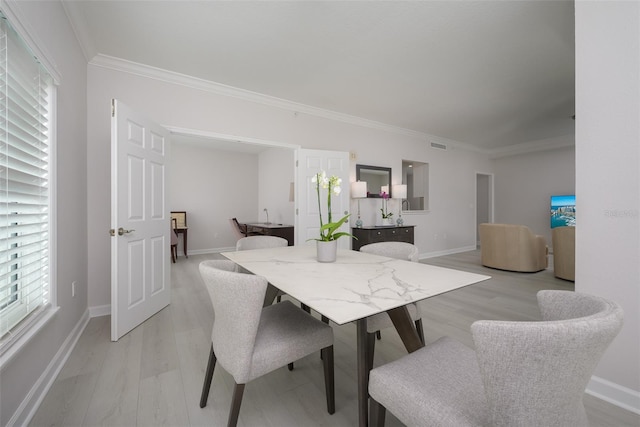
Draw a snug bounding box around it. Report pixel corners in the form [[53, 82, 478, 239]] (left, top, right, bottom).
[[351, 225, 415, 251], [244, 222, 295, 246]]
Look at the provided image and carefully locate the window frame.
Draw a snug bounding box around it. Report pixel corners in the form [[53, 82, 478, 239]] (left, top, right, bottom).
[[0, 2, 58, 365]]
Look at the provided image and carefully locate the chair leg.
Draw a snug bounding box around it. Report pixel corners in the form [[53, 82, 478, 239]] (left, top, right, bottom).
[[367, 332, 376, 372], [227, 383, 245, 427], [321, 346, 335, 414], [415, 318, 425, 344], [369, 397, 386, 427], [200, 344, 217, 408]]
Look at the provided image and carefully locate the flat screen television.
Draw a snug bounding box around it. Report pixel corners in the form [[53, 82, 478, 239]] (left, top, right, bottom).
[[550, 195, 576, 228]]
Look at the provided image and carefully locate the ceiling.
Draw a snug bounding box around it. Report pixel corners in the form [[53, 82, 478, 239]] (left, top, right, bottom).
[[63, 0, 575, 151]]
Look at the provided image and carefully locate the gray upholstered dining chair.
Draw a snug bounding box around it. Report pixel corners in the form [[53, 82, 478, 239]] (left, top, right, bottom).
[[368, 290, 624, 427], [198, 260, 335, 427], [359, 242, 424, 370], [236, 235, 288, 251]]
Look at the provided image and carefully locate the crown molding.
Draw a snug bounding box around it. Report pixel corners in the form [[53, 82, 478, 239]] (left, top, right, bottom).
[[89, 54, 466, 144], [89, 54, 573, 158], [488, 134, 575, 159]]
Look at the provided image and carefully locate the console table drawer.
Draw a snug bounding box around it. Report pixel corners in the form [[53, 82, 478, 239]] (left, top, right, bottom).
[[351, 226, 415, 251]]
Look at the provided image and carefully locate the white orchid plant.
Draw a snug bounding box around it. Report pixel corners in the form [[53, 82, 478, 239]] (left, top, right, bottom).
[[310, 171, 355, 242]]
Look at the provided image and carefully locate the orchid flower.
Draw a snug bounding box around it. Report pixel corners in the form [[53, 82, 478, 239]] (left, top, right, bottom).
[[310, 171, 354, 242]]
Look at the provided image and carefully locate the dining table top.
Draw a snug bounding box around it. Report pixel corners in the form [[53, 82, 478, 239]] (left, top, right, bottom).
[[222, 244, 491, 325]]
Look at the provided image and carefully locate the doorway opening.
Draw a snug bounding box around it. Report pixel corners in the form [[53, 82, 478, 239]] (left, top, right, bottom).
[[476, 173, 494, 247]]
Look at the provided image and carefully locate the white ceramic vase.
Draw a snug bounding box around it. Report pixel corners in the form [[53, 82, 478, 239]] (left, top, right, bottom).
[[316, 240, 338, 263]]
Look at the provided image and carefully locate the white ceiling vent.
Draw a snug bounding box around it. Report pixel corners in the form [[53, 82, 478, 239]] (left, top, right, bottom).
[[430, 141, 447, 150]]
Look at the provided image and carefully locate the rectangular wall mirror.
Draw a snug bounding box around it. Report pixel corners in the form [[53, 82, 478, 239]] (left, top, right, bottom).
[[356, 164, 392, 198]]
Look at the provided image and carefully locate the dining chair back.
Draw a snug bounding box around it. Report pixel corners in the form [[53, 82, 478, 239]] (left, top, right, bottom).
[[199, 261, 335, 426], [368, 290, 624, 426], [472, 290, 624, 426], [236, 235, 288, 251]]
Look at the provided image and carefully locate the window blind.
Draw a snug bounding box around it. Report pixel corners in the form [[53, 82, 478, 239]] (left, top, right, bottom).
[[0, 14, 52, 339]]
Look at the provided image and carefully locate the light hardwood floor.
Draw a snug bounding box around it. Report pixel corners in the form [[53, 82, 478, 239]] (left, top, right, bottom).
[[30, 250, 640, 427]]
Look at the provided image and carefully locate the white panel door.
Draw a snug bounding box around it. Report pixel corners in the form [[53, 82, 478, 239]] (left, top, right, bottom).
[[296, 149, 351, 249], [110, 99, 170, 341]]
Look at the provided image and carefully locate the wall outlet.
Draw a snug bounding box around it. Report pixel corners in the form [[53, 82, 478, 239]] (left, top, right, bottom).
[[72, 281, 77, 298]]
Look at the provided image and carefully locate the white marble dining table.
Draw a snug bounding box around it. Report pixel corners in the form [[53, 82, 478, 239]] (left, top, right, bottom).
[[222, 244, 490, 426]]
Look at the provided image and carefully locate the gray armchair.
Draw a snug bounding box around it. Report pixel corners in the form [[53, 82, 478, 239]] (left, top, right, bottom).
[[198, 261, 335, 426], [368, 290, 623, 426]]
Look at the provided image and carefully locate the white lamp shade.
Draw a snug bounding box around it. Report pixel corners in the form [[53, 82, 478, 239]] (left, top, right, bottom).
[[392, 184, 407, 199], [351, 181, 367, 198]]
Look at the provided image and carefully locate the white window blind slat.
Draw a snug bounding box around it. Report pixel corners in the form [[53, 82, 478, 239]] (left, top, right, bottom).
[[0, 14, 52, 339]]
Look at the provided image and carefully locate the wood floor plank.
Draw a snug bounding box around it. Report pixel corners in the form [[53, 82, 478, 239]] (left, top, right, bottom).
[[81, 326, 143, 426], [137, 369, 190, 426]]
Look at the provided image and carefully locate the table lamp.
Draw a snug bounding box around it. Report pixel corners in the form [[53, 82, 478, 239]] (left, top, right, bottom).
[[392, 184, 407, 226], [351, 181, 367, 228]]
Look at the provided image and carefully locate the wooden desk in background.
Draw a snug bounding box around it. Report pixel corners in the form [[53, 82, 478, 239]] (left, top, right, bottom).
[[244, 222, 294, 246]]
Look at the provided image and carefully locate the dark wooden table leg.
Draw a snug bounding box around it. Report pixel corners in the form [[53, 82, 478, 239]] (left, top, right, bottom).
[[357, 318, 368, 427], [183, 229, 188, 258], [387, 306, 425, 353]]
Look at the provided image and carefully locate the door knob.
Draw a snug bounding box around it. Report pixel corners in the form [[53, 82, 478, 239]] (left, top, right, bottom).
[[118, 227, 135, 236]]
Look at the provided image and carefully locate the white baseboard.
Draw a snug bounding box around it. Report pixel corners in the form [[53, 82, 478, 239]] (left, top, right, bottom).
[[419, 245, 477, 260], [14, 309, 90, 427], [587, 375, 640, 415], [89, 304, 110, 318]]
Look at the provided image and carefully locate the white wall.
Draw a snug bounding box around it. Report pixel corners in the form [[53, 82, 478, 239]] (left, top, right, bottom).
[[86, 63, 493, 309], [575, 0, 640, 405], [493, 143, 575, 246], [0, 2, 88, 425], [258, 147, 296, 227], [169, 143, 260, 253]]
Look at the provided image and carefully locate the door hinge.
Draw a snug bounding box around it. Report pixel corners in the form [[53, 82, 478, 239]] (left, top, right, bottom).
[[111, 99, 115, 117]]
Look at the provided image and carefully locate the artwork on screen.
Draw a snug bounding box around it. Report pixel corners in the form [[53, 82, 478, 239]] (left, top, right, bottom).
[[550, 195, 576, 228]]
